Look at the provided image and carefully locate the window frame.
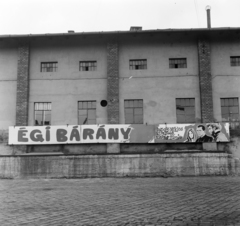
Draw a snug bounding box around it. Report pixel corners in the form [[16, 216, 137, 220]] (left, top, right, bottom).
[[79, 61, 97, 71], [41, 62, 58, 72], [176, 98, 195, 123], [78, 101, 96, 125], [34, 102, 52, 126], [129, 59, 147, 70], [169, 58, 187, 69], [124, 99, 143, 124], [221, 97, 239, 129], [230, 56, 240, 67]]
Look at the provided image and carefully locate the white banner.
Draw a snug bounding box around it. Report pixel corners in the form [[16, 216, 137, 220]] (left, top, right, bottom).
[[8, 125, 133, 145]]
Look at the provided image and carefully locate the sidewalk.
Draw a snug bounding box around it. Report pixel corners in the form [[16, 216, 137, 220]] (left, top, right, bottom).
[[0, 176, 240, 226]]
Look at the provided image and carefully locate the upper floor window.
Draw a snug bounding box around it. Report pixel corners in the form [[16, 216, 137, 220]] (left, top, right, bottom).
[[169, 58, 187, 69], [78, 101, 96, 124], [124, 99, 143, 124], [221, 98, 239, 129], [176, 98, 195, 123], [129, 59, 147, 70], [79, 61, 97, 71], [34, 102, 51, 125], [230, 56, 240, 66], [41, 62, 58, 72]]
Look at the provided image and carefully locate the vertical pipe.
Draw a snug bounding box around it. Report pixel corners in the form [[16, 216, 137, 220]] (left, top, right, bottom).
[[206, 6, 211, 28]]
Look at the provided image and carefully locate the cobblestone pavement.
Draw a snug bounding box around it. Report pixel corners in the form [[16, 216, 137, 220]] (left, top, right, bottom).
[[0, 177, 240, 226]]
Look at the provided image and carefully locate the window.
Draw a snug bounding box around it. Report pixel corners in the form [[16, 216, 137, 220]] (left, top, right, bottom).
[[78, 101, 96, 124], [124, 99, 143, 124], [41, 62, 58, 72], [221, 98, 239, 129], [176, 98, 195, 123], [34, 103, 51, 125], [79, 61, 97, 71], [169, 58, 187, 68], [129, 59, 147, 70], [230, 56, 240, 66]]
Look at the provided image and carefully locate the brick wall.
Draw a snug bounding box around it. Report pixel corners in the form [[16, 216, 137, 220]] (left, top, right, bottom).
[[198, 39, 214, 123], [107, 42, 119, 124], [16, 43, 30, 153]]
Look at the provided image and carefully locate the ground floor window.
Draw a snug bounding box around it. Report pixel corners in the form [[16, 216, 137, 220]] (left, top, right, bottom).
[[221, 97, 239, 129], [124, 99, 143, 124], [78, 101, 96, 124], [176, 98, 195, 123], [34, 102, 51, 125]]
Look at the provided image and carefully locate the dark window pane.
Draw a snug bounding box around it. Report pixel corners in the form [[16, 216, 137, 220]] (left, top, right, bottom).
[[187, 115, 195, 123], [79, 116, 88, 125], [234, 98, 239, 106], [78, 102, 83, 109], [221, 106, 229, 114], [92, 101, 96, 108], [125, 108, 134, 124], [224, 99, 229, 106], [177, 114, 186, 123], [190, 98, 195, 106], [129, 100, 134, 107], [44, 111, 51, 125], [176, 99, 181, 106], [35, 111, 43, 125], [138, 100, 143, 107], [88, 109, 96, 120], [134, 108, 143, 115], [185, 99, 190, 106], [78, 109, 87, 117], [229, 99, 234, 106], [229, 106, 239, 114], [133, 100, 138, 107], [185, 106, 194, 114], [82, 102, 88, 109], [176, 98, 195, 123], [221, 99, 225, 106], [176, 107, 185, 115]]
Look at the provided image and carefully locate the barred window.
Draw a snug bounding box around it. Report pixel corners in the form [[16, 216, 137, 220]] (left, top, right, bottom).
[[34, 103, 51, 125], [169, 58, 187, 68], [124, 99, 143, 124], [79, 61, 97, 71], [221, 98, 239, 129], [129, 59, 147, 70], [230, 56, 240, 66], [176, 98, 195, 123], [41, 62, 58, 72], [78, 101, 96, 125]]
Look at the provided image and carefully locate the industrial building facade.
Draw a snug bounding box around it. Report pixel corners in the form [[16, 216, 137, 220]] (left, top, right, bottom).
[[0, 27, 240, 160]]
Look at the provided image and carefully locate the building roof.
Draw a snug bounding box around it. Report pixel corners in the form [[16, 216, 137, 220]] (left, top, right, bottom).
[[1, 27, 240, 39]]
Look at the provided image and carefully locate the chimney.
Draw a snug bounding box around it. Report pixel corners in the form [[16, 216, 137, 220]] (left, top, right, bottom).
[[130, 26, 142, 31], [205, 5, 211, 28]]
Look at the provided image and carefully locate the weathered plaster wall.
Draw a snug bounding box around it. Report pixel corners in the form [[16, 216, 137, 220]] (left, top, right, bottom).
[[0, 41, 17, 129], [211, 38, 240, 158], [0, 153, 232, 179], [118, 35, 201, 124], [0, 40, 17, 154], [28, 37, 108, 126]]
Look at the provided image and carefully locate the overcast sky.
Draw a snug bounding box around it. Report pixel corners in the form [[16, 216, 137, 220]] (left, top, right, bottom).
[[0, 0, 239, 35]]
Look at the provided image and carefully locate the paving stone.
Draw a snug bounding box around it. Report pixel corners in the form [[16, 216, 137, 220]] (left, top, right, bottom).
[[0, 177, 240, 225]]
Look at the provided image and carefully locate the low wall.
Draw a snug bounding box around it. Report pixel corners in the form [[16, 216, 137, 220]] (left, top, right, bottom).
[[0, 153, 238, 179]]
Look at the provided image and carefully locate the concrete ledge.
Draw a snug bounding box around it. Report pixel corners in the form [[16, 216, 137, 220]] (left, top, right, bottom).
[[0, 153, 236, 179]]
